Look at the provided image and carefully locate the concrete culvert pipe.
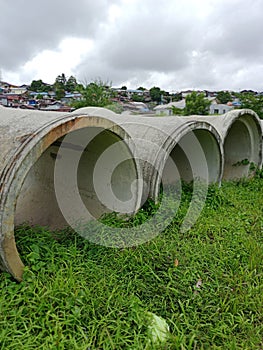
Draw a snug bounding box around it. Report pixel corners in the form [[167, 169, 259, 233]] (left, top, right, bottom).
[[71, 109, 223, 238], [0, 107, 141, 281], [98, 114, 223, 202], [222, 110, 262, 180], [91, 114, 223, 235], [183, 109, 262, 181], [160, 123, 223, 193]]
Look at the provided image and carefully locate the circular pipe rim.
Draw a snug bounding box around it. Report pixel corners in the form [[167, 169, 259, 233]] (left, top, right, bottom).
[[150, 121, 224, 200], [0, 114, 142, 280]]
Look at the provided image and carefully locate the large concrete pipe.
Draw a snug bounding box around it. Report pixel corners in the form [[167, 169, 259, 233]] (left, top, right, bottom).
[[0, 106, 141, 280], [74, 108, 261, 198], [183, 109, 262, 180], [1, 106, 261, 281], [72, 108, 223, 239], [72, 110, 223, 202]]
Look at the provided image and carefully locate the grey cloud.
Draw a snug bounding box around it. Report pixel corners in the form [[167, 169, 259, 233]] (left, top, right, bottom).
[[2, 0, 263, 91], [0, 0, 120, 69], [202, 0, 263, 61], [100, 18, 196, 72], [71, 0, 263, 91], [74, 51, 138, 87], [76, 0, 205, 86]]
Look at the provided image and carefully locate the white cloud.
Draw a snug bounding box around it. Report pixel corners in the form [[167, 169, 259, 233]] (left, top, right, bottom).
[[3, 38, 93, 84]]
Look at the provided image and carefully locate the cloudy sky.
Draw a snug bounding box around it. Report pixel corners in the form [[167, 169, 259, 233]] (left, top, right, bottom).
[[1, 0, 263, 91]]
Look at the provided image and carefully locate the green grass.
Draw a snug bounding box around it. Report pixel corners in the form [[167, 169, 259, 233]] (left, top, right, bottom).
[[1, 179, 263, 349]]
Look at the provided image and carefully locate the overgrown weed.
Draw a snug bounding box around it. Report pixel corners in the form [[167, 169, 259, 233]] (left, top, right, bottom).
[[0, 179, 263, 349]]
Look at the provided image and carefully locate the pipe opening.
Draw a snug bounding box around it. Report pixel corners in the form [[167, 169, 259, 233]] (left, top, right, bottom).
[[15, 126, 139, 230], [162, 129, 221, 188], [223, 115, 261, 180]]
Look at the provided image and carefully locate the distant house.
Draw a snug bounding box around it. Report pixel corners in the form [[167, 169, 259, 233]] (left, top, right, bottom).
[[27, 99, 37, 106], [210, 103, 233, 115], [181, 90, 194, 98], [61, 92, 82, 103], [9, 87, 27, 95], [206, 96, 218, 104], [30, 91, 49, 99], [40, 101, 72, 112], [0, 81, 12, 91], [204, 90, 217, 98], [20, 84, 30, 89], [111, 87, 150, 101], [0, 95, 8, 106], [154, 98, 234, 116], [2, 93, 25, 107], [230, 100, 241, 107], [154, 100, 186, 115], [121, 101, 150, 113]]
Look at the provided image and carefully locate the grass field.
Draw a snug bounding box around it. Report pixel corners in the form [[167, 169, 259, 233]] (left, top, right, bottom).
[[0, 178, 263, 349]]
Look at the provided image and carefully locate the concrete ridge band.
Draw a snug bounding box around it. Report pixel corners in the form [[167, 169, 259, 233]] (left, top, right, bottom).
[[0, 106, 262, 280]]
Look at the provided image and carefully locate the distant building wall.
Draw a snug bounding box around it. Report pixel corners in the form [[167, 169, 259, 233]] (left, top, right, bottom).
[[210, 103, 234, 115]]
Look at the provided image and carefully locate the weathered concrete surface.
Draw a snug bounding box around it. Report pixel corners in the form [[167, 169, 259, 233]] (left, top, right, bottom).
[[109, 116, 223, 201], [72, 107, 262, 198], [72, 109, 222, 201], [0, 106, 261, 281], [0, 107, 141, 280], [183, 109, 262, 179]]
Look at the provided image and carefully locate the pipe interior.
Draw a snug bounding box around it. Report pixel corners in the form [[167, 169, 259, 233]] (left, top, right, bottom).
[[162, 129, 221, 187], [223, 116, 261, 180], [15, 127, 138, 229]]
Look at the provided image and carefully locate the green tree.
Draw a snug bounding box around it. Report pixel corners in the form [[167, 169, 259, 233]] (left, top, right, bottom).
[[237, 92, 263, 119], [29, 79, 50, 92], [72, 79, 111, 108], [216, 91, 232, 104], [29, 80, 43, 92], [36, 93, 44, 100], [65, 75, 77, 92], [54, 73, 67, 100], [171, 106, 184, 115], [55, 73, 67, 86], [184, 92, 211, 115], [131, 94, 145, 102], [149, 86, 162, 103], [170, 93, 182, 102], [55, 89, 65, 100]]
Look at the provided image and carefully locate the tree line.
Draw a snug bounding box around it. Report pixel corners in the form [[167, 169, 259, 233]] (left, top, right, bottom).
[[28, 74, 263, 118]]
